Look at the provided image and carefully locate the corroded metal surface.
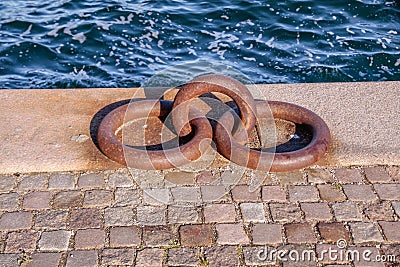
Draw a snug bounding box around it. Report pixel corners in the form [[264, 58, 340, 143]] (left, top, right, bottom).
[[97, 100, 213, 170], [214, 101, 331, 172], [171, 74, 257, 137], [97, 75, 331, 172]]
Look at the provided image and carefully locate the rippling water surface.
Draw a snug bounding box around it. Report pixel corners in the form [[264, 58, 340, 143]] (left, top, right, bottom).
[[0, 0, 399, 88]]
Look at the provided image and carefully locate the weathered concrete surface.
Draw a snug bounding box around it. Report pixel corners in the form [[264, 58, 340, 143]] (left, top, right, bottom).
[[0, 81, 399, 174], [252, 82, 400, 167]]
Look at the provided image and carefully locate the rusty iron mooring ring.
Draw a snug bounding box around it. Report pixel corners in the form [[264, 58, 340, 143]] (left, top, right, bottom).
[[172, 74, 257, 138], [97, 100, 213, 170], [214, 101, 331, 172]]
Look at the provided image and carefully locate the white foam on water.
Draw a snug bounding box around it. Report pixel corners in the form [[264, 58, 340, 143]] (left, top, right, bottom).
[[22, 24, 32, 36], [346, 27, 355, 35], [72, 33, 86, 44], [243, 57, 256, 62]]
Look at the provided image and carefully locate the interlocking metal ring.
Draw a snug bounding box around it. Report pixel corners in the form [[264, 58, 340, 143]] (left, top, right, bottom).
[[95, 74, 331, 172], [172, 74, 257, 138], [97, 100, 213, 170], [214, 100, 331, 172]]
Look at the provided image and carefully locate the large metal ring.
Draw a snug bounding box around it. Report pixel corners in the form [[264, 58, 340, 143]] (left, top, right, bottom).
[[172, 74, 257, 138], [214, 101, 331, 172], [97, 100, 213, 170]]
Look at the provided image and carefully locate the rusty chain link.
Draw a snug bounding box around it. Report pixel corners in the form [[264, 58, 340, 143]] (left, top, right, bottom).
[[97, 74, 331, 171]]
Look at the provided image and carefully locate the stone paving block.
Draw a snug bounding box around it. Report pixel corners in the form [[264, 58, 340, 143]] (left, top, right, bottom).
[[196, 170, 218, 184], [27, 253, 62, 267], [18, 175, 47, 190], [135, 248, 164, 267], [392, 201, 400, 217], [143, 188, 171, 205], [306, 168, 334, 184], [69, 208, 103, 229], [74, 229, 104, 249], [285, 223, 317, 244], [5, 230, 39, 253], [349, 222, 384, 243], [201, 185, 227, 202], [386, 166, 400, 182], [275, 171, 306, 185], [231, 185, 260, 202], [301, 202, 333, 221], [34, 210, 68, 229], [66, 250, 98, 267], [167, 247, 198, 266], [334, 168, 364, 183], [332, 202, 363, 221], [108, 172, 133, 187], [288, 185, 320, 202], [180, 224, 214, 246], [203, 245, 240, 267], [216, 223, 249, 245], [83, 189, 112, 207], [317, 184, 347, 202], [114, 188, 140, 206], [379, 221, 400, 243], [342, 184, 377, 202], [0, 192, 19, 210], [204, 203, 237, 223], [251, 223, 283, 245], [52, 190, 83, 209], [23, 191, 51, 210], [110, 226, 141, 247], [171, 186, 201, 203], [48, 173, 75, 189], [240, 202, 266, 222], [105, 206, 134, 226], [269, 203, 303, 223], [0, 176, 16, 192], [101, 248, 135, 266], [363, 167, 391, 183], [361, 202, 395, 221], [317, 222, 350, 243], [0, 254, 21, 267], [78, 173, 104, 188], [165, 171, 195, 185], [373, 184, 400, 200], [262, 185, 287, 202], [0, 211, 32, 230], [168, 205, 199, 224], [143, 225, 174, 246], [137, 205, 166, 225], [38, 230, 72, 251]]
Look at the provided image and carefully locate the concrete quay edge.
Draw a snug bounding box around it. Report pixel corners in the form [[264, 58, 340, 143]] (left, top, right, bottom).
[[0, 81, 399, 175]]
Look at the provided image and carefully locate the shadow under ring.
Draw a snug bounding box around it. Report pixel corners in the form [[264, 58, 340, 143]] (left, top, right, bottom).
[[214, 100, 331, 172], [97, 99, 213, 170]]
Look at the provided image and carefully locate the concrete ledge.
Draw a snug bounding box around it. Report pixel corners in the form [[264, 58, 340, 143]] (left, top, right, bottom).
[[0, 81, 399, 174]]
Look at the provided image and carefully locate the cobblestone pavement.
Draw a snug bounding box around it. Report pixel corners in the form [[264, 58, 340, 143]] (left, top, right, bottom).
[[0, 165, 399, 266]]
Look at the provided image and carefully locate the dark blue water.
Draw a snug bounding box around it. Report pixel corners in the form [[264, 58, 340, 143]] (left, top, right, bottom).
[[0, 0, 399, 89]]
